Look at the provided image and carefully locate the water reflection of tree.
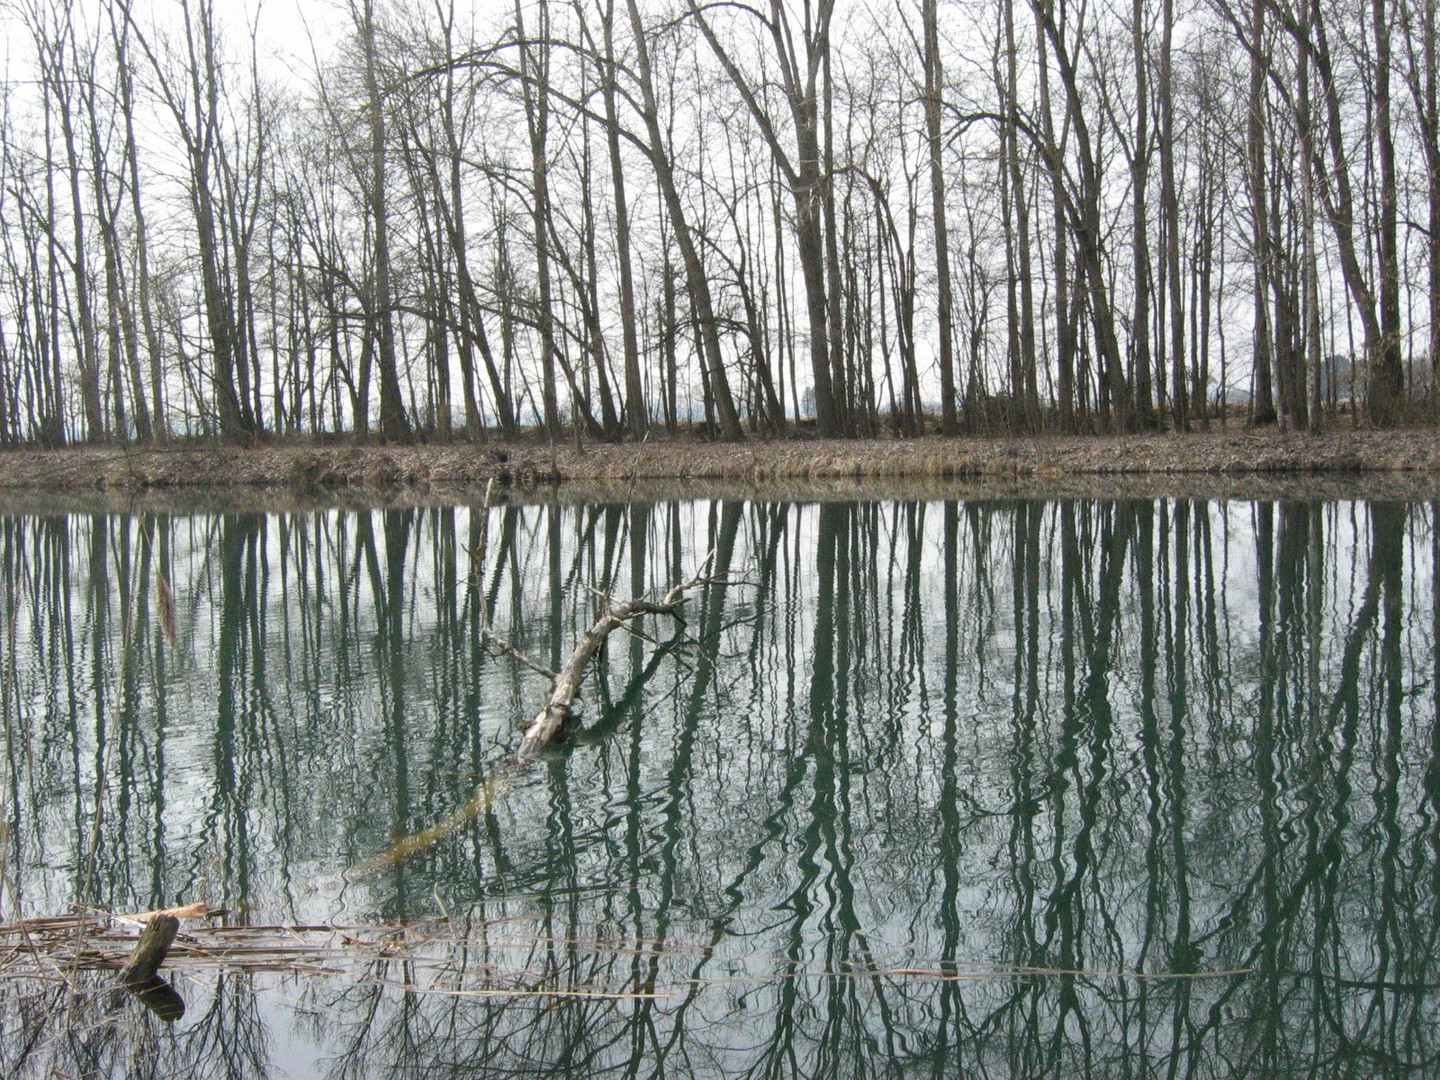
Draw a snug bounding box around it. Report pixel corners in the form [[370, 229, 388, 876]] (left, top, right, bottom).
[[0, 971, 274, 1080], [4, 499, 1440, 1077]]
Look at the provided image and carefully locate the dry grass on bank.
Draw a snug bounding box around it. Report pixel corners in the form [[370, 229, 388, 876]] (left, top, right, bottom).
[[1, 428, 1438, 499]]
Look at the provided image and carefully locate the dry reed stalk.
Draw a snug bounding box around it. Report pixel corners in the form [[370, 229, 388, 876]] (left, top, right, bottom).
[[108, 902, 224, 925]]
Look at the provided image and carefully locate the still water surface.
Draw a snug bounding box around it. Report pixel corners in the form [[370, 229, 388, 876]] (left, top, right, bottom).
[[1, 495, 1437, 1078]]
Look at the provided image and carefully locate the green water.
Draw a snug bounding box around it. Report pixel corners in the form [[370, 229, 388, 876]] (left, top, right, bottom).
[[1, 496, 1438, 1078]]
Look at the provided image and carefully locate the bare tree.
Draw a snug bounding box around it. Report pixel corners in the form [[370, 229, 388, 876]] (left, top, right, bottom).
[[687, 0, 846, 435], [132, 0, 257, 441], [622, 0, 743, 439], [355, 0, 413, 442], [923, 0, 957, 434]]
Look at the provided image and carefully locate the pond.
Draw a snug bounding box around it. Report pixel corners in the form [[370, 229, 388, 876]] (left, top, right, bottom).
[[1, 492, 1438, 1078]]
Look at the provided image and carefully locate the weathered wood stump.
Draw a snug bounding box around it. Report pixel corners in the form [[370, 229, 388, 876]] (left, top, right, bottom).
[[118, 914, 185, 1021], [118, 914, 179, 986]]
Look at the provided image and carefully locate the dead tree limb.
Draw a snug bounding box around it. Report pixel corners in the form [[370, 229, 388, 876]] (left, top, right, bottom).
[[468, 483, 727, 764], [514, 558, 715, 763]]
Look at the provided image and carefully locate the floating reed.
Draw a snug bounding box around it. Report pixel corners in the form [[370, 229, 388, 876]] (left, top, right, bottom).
[[0, 907, 1251, 1000]]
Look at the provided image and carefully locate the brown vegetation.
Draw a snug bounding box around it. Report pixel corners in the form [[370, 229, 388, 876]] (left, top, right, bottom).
[[0, 430, 1436, 498]]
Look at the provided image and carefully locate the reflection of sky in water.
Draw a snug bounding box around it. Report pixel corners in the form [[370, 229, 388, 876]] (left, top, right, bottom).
[[2, 498, 1437, 1078]]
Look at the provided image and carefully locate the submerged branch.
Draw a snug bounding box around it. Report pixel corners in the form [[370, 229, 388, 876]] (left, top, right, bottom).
[[514, 551, 718, 764], [471, 479, 723, 764], [366, 492, 736, 868]]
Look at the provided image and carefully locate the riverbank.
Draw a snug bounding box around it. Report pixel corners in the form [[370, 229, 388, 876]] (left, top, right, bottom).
[[5, 428, 1440, 487], [0, 429, 1438, 511]]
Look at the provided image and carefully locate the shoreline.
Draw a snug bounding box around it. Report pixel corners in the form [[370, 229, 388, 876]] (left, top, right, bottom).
[[0, 429, 1437, 511]]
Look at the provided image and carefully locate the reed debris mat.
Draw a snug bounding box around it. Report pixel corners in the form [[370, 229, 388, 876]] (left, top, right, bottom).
[[0, 908, 1250, 1001]]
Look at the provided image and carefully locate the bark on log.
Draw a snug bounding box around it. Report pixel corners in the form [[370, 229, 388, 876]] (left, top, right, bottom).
[[515, 596, 686, 763], [513, 565, 717, 764], [476, 481, 720, 766], [118, 914, 180, 986]]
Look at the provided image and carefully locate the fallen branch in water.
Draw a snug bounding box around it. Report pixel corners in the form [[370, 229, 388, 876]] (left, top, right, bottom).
[[469, 479, 727, 765], [513, 556, 716, 763]]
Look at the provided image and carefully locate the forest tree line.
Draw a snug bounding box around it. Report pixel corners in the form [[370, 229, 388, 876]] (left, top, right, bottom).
[[0, 0, 1435, 445]]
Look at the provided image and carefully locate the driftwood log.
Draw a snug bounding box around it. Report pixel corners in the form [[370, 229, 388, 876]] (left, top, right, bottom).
[[118, 914, 180, 986], [514, 584, 705, 763], [117, 914, 186, 1021], [471, 480, 719, 765]]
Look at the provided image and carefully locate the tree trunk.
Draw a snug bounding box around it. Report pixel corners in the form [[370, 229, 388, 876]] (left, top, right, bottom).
[[624, 0, 743, 440], [359, 0, 412, 443], [1160, 0, 1186, 430], [1130, 0, 1155, 427], [923, 0, 957, 434], [1246, 0, 1277, 425], [687, 0, 843, 437], [1005, 0, 1038, 429], [1031, 0, 1132, 428], [1371, 0, 1405, 425], [600, 0, 646, 439]]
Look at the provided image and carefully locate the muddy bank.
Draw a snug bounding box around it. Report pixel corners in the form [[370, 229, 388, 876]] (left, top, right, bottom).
[[0, 429, 1437, 511]]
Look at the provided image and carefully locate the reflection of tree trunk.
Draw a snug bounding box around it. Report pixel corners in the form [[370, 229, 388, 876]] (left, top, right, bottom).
[[216, 514, 262, 914], [1428, 501, 1440, 828], [1166, 501, 1197, 975], [808, 502, 846, 734], [1046, 504, 1131, 980], [610, 503, 741, 1010], [749, 500, 847, 1064], [1251, 500, 1285, 1060], [1326, 504, 1403, 731], [999, 501, 1043, 988], [1373, 503, 1406, 717], [1372, 503, 1406, 1004], [383, 510, 413, 906]]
